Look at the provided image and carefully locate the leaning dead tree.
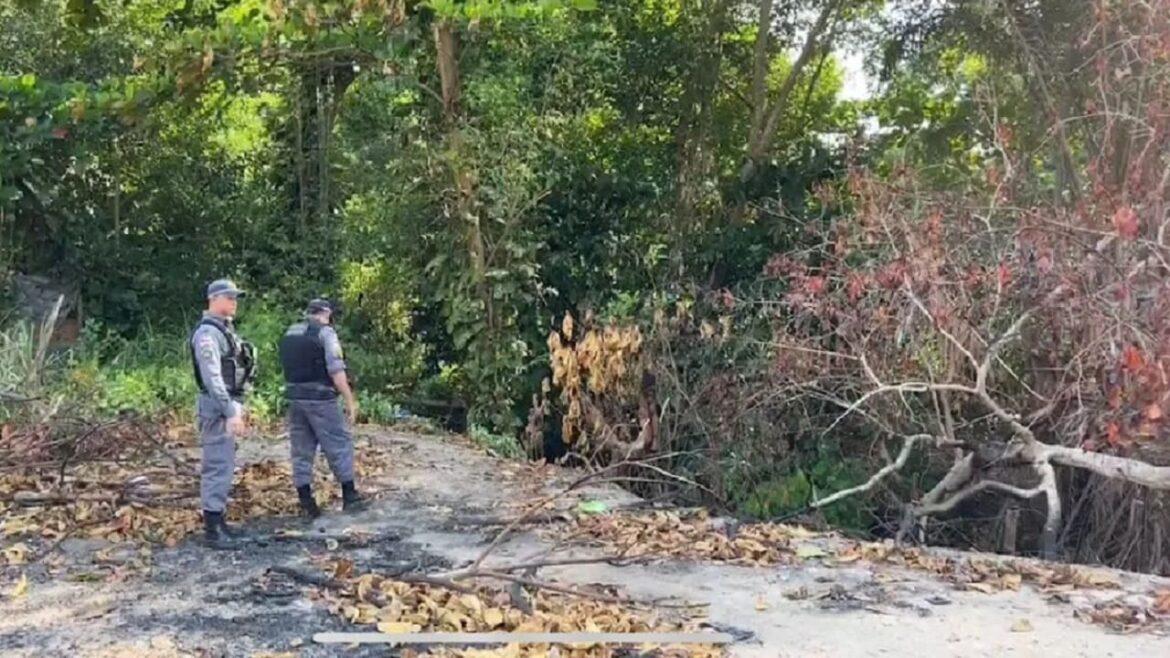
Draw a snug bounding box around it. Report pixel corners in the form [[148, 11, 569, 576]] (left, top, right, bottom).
[[773, 168, 1170, 556], [769, 0, 1170, 559]]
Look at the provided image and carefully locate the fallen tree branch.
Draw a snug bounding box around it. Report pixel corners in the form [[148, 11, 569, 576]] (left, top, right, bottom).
[[767, 434, 930, 523], [914, 478, 1046, 517], [897, 452, 977, 544], [4, 485, 197, 507], [437, 553, 644, 581], [466, 453, 689, 573], [465, 570, 700, 609], [269, 565, 345, 590], [449, 512, 567, 528], [468, 570, 632, 604], [1041, 443, 1170, 489], [809, 434, 930, 510], [394, 573, 478, 595], [0, 391, 40, 403]]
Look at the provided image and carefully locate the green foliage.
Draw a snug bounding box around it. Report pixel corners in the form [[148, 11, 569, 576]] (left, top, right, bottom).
[[232, 300, 295, 422], [737, 453, 871, 531], [468, 423, 524, 459], [0, 0, 913, 533], [0, 318, 66, 424], [424, 0, 595, 21], [356, 390, 404, 426], [743, 471, 812, 519], [337, 259, 427, 394]]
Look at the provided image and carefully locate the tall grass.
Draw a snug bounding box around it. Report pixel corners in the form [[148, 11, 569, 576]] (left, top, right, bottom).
[[1, 298, 459, 438], [0, 296, 66, 424]]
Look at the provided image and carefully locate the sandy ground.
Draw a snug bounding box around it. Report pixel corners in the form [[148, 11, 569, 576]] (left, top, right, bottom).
[[1, 428, 1167, 657]]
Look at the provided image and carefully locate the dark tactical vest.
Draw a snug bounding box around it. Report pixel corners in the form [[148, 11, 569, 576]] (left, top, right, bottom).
[[190, 316, 256, 398], [278, 322, 336, 400]]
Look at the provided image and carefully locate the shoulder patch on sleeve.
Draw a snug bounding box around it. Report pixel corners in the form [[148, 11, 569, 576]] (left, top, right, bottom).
[[196, 331, 219, 360]]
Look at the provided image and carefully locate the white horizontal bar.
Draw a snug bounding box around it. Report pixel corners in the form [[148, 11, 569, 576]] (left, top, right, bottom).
[[313, 631, 734, 646]]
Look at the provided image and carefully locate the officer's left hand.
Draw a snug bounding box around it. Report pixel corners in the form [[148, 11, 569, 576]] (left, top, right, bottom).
[[227, 415, 247, 437], [346, 400, 359, 426]]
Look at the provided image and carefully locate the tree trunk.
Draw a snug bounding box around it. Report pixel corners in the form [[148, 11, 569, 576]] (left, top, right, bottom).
[[671, 0, 730, 278], [1000, 504, 1020, 555], [288, 59, 357, 238], [433, 20, 495, 331], [739, 0, 841, 184]]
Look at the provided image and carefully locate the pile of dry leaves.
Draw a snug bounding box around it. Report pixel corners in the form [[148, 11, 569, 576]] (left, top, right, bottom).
[[555, 510, 1170, 633], [0, 434, 398, 556], [558, 509, 811, 566], [313, 559, 722, 658], [833, 542, 1122, 592], [1075, 589, 1170, 632], [226, 441, 396, 522], [833, 541, 1170, 630]]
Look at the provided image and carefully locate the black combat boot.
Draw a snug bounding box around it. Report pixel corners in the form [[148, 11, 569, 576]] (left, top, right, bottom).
[[203, 511, 239, 550], [217, 511, 244, 538], [297, 484, 321, 519], [341, 481, 367, 513]]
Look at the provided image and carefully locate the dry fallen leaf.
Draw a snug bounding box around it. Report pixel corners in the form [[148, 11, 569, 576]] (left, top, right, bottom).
[[332, 559, 354, 580], [0, 442, 399, 557], [966, 582, 998, 594], [1082, 571, 1120, 589], [1010, 618, 1034, 633], [322, 559, 725, 658], [833, 549, 862, 564], [11, 573, 29, 598], [1001, 573, 1022, 591], [754, 596, 769, 611], [377, 621, 421, 634], [2, 542, 30, 565], [553, 510, 802, 566], [1154, 589, 1170, 615], [795, 545, 828, 560], [483, 607, 505, 628]]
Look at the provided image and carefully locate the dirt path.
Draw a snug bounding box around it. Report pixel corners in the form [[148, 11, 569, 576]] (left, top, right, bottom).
[[1, 428, 1167, 657]]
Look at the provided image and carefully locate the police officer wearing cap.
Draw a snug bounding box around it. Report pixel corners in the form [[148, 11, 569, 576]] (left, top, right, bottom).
[[190, 279, 257, 549], [278, 298, 366, 517]]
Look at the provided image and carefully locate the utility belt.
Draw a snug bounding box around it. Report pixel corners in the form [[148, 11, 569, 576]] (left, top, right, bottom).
[[196, 391, 246, 401], [284, 382, 337, 401]]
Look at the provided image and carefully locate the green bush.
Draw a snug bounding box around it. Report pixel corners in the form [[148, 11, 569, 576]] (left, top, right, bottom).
[[738, 457, 871, 530], [337, 259, 427, 394], [233, 299, 296, 424], [468, 424, 524, 460], [415, 362, 469, 401], [357, 390, 403, 425]]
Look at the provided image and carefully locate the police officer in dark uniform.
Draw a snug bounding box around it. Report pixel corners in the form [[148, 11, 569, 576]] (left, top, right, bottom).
[[278, 298, 366, 517], [190, 279, 256, 549]]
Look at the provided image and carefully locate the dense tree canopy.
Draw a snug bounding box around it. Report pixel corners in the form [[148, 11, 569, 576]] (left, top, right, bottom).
[[4, 0, 1170, 573]]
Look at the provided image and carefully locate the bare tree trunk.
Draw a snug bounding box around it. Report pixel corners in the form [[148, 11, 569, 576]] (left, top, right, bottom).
[[1001, 0, 1081, 202], [739, 0, 842, 184], [1000, 504, 1020, 555], [434, 22, 461, 119], [671, 0, 730, 279], [748, 0, 777, 141], [288, 60, 356, 237], [1037, 460, 1062, 559], [434, 20, 494, 331]]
